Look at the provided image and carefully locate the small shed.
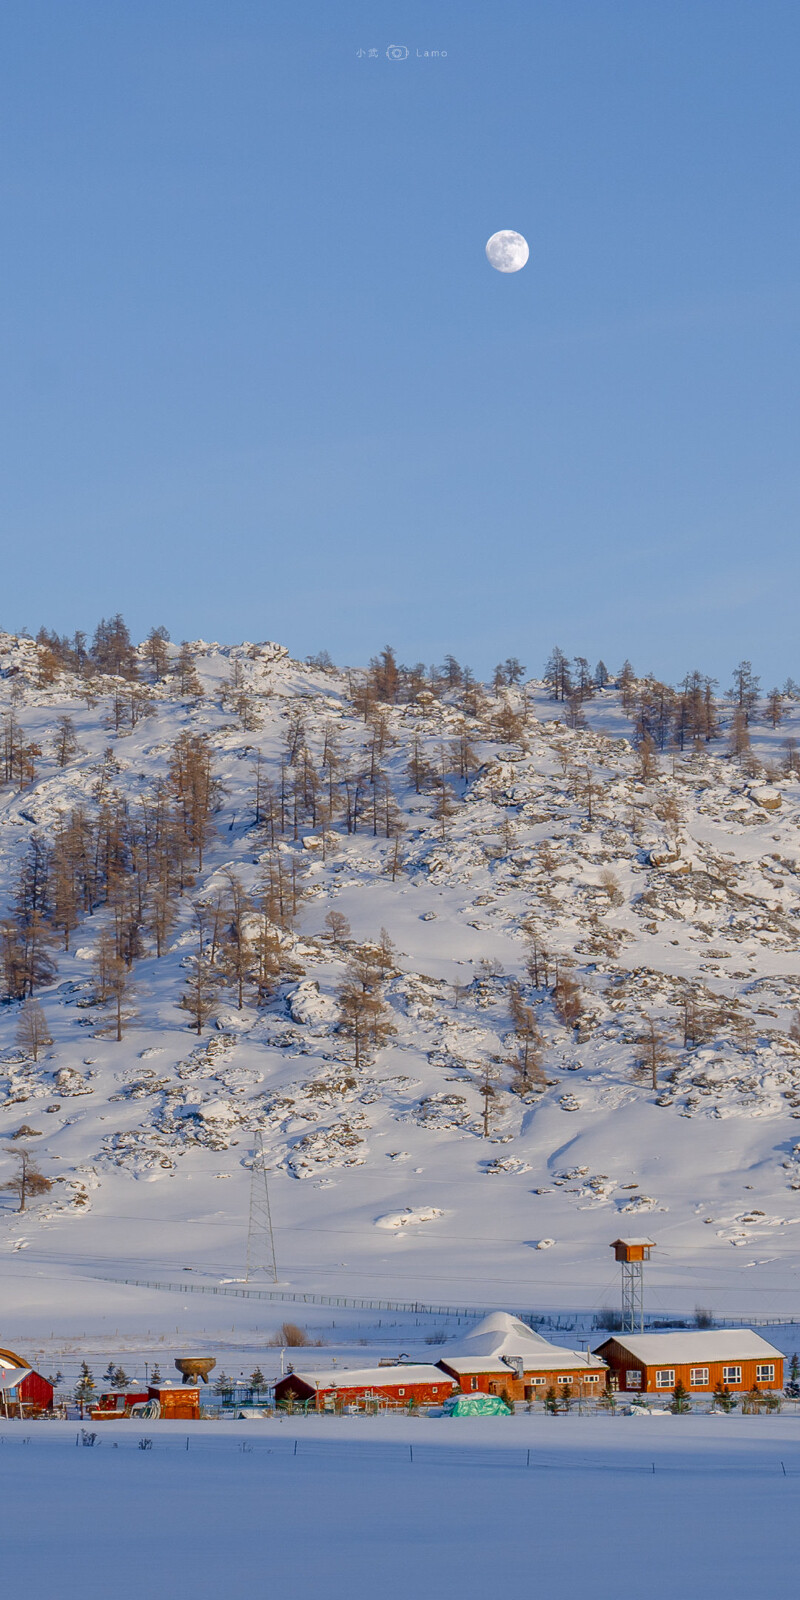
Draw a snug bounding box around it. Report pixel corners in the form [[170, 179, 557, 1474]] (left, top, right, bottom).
[[0, 1347, 53, 1416], [594, 1330, 784, 1395], [275, 1364, 453, 1411], [147, 1383, 201, 1420]]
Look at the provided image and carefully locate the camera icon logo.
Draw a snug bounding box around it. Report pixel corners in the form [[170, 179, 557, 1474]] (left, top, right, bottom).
[[386, 44, 409, 60]]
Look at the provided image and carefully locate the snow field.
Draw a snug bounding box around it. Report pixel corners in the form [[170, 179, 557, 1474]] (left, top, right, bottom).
[[1, 1415, 797, 1599]]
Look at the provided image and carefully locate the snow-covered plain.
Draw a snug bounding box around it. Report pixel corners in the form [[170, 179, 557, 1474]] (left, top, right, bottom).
[[2, 631, 800, 1334], [2, 1414, 798, 1599]]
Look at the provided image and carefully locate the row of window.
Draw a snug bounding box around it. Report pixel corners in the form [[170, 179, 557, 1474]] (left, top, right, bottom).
[[477, 1373, 602, 1392], [627, 1364, 775, 1389]]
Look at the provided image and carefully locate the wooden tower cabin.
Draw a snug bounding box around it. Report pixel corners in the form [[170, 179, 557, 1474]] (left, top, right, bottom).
[[610, 1238, 655, 1333]]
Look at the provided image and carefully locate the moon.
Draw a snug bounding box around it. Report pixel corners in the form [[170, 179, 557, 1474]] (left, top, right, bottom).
[[485, 230, 529, 273]]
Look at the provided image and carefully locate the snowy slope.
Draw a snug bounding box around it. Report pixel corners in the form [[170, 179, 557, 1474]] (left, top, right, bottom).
[[2, 633, 800, 1321]]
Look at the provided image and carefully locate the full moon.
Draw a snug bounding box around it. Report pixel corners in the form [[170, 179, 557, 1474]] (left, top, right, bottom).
[[485, 230, 529, 273]]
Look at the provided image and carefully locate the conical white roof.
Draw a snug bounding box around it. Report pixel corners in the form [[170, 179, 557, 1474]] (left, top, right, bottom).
[[444, 1311, 555, 1359]]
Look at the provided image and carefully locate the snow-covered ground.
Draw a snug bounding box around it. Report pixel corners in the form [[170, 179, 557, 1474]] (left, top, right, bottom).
[[3, 631, 800, 1334], [2, 1413, 798, 1599]]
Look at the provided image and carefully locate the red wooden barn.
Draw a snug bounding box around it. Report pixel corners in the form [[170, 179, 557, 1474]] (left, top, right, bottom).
[[275, 1364, 454, 1411], [0, 1346, 54, 1416]]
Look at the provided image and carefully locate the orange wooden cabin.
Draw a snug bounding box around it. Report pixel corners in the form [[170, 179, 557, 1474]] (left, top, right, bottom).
[[610, 1238, 655, 1263], [594, 1331, 784, 1395], [148, 1383, 201, 1419]]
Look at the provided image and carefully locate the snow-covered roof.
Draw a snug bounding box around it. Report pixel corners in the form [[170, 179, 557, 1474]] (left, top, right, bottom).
[[597, 1330, 783, 1364], [440, 1353, 606, 1375], [442, 1312, 556, 1360], [283, 1364, 451, 1389], [0, 1365, 31, 1391]]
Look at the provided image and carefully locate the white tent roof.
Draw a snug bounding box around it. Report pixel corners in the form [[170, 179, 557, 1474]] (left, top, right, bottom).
[[439, 1312, 604, 1373], [442, 1312, 556, 1360], [596, 1330, 783, 1364]]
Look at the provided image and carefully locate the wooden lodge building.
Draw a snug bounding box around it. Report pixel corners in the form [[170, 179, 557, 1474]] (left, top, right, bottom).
[[275, 1364, 453, 1411], [436, 1312, 608, 1402], [594, 1331, 784, 1396]]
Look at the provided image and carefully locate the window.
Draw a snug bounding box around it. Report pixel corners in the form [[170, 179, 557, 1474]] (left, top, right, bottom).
[[432, 1387, 438, 1394], [557, 1377, 572, 1386], [690, 1368, 709, 1387], [584, 1374, 600, 1384], [470, 1377, 478, 1391], [722, 1367, 742, 1386], [397, 1388, 405, 1397], [527, 1376, 546, 1387], [655, 1370, 675, 1388], [626, 1370, 642, 1389], [755, 1365, 775, 1383]]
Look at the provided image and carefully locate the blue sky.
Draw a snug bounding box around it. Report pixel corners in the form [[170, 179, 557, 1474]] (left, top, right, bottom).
[[2, 1, 799, 685]]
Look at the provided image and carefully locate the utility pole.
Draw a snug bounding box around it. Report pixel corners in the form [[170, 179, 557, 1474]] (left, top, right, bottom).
[[245, 1131, 279, 1284]]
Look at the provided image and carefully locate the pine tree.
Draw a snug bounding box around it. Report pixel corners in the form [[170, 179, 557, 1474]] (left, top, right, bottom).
[[75, 1361, 95, 1417], [670, 1380, 691, 1413]]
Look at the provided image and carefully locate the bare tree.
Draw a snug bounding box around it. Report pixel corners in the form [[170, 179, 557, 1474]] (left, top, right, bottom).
[[179, 952, 221, 1035], [2, 1149, 53, 1213], [477, 1061, 500, 1137], [53, 715, 80, 768], [636, 1015, 671, 1092], [16, 998, 52, 1062], [325, 909, 351, 948], [336, 945, 395, 1070], [93, 929, 134, 1041]]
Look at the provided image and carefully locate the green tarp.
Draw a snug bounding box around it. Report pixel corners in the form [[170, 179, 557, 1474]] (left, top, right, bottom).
[[443, 1393, 511, 1416]]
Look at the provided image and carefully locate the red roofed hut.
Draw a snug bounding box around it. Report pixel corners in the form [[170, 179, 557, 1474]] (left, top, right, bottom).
[[0, 1347, 54, 1416]]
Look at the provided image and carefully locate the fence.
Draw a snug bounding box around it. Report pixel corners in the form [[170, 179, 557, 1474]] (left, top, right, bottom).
[[99, 1276, 800, 1331], [0, 1429, 797, 1477]]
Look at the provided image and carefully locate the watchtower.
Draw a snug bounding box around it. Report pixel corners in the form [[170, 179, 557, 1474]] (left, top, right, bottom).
[[610, 1238, 655, 1333]]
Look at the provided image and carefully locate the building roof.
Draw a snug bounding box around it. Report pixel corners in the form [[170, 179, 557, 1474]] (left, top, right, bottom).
[[441, 1311, 557, 1360], [440, 1353, 606, 1375], [282, 1364, 452, 1390], [0, 1365, 31, 1392], [440, 1311, 604, 1372], [610, 1237, 655, 1247], [595, 1330, 784, 1364]]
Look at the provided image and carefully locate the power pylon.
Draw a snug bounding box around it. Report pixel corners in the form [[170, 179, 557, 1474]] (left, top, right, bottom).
[[245, 1132, 278, 1283]]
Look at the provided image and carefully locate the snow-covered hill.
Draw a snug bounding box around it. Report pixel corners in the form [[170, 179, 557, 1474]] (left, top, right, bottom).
[[2, 631, 800, 1320]]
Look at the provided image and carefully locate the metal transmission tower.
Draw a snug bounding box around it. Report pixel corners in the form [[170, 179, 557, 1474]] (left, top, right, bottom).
[[610, 1238, 655, 1333], [245, 1132, 279, 1283]]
